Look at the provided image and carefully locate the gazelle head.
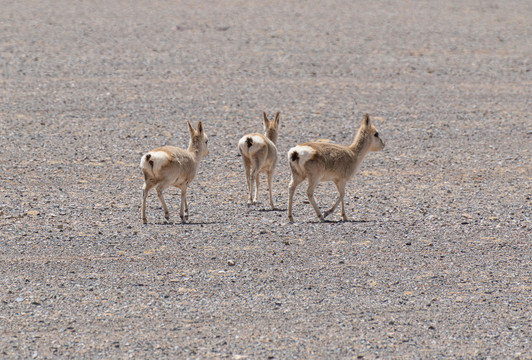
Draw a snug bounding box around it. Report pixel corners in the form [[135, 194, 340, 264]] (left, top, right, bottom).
[[361, 114, 385, 152], [263, 112, 280, 144], [188, 121, 209, 158]]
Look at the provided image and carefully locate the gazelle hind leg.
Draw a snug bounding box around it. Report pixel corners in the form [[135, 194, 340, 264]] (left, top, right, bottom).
[[253, 169, 260, 203], [141, 181, 155, 224], [287, 173, 304, 222], [306, 176, 323, 221], [248, 169, 256, 205], [324, 180, 346, 219], [156, 185, 170, 222], [267, 170, 274, 209], [251, 154, 264, 204], [243, 158, 253, 205], [307, 186, 323, 221]]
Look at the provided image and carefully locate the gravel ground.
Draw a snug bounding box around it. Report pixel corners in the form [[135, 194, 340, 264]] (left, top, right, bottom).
[[1, 0, 531, 358]]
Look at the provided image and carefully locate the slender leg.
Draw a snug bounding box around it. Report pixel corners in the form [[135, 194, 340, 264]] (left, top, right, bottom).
[[180, 188, 187, 223], [251, 168, 259, 204], [141, 183, 153, 224], [338, 182, 348, 221], [324, 180, 346, 219], [142, 180, 158, 224], [287, 173, 304, 222], [267, 170, 274, 210], [340, 193, 347, 221], [184, 192, 189, 221], [306, 177, 323, 221], [243, 158, 252, 205], [142, 189, 148, 224], [156, 185, 169, 222]]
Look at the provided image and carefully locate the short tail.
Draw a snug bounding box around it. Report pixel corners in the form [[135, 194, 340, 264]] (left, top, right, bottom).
[[288, 149, 303, 175], [246, 137, 253, 148], [140, 153, 155, 179], [290, 150, 299, 162], [146, 154, 154, 167], [238, 136, 254, 157]]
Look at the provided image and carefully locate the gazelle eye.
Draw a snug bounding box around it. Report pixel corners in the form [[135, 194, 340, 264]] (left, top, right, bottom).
[[374, 132, 379, 137]]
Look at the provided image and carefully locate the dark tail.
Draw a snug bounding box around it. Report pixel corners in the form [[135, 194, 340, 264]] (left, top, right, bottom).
[[145, 153, 154, 167], [290, 151, 299, 162], [246, 137, 253, 148]]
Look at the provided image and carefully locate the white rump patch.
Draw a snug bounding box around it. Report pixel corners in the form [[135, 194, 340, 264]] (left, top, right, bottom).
[[141, 150, 171, 171], [249, 135, 266, 147], [288, 145, 316, 167], [148, 151, 171, 163], [238, 134, 266, 156]]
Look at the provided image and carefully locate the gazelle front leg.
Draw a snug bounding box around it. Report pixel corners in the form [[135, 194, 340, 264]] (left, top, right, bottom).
[[179, 188, 187, 223], [184, 190, 189, 221], [340, 196, 347, 221]]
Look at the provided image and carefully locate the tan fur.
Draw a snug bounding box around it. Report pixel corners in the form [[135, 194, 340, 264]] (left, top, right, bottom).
[[140, 121, 208, 224], [287, 114, 385, 221], [237, 112, 280, 209]]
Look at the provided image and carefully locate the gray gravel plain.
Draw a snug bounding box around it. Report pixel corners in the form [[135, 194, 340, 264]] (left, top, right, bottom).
[[1, 0, 531, 358]]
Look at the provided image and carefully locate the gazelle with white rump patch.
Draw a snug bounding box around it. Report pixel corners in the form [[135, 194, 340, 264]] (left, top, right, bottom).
[[140, 121, 209, 224], [287, 114, 385, 222], [238, 112, 280, 209]]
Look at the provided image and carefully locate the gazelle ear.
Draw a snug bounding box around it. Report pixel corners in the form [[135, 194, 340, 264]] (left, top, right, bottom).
[[263, 112, 269, 127], [363, 113, 371, 127], [274, 112, 280, 125], [196, 121, 204, 134], [187, 120, 195, 136], [262, 112, 270, 126]]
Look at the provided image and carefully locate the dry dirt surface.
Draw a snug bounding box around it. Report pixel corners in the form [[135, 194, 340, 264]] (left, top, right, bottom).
[[1, 0, 531, 358]]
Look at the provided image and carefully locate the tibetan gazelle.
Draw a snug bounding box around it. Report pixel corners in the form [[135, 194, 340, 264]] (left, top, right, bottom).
[[140, 121, 209, 224], [238, 112, 280, 209], [287, 114, 385, 222]]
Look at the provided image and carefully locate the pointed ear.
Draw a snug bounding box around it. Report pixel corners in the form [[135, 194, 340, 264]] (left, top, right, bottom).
[[196, 121, 204, 134], [187, 120, 195, 136], [274, 112, 280, 125], [263, 112, 269, 128], [363, 113, 371, 127]]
